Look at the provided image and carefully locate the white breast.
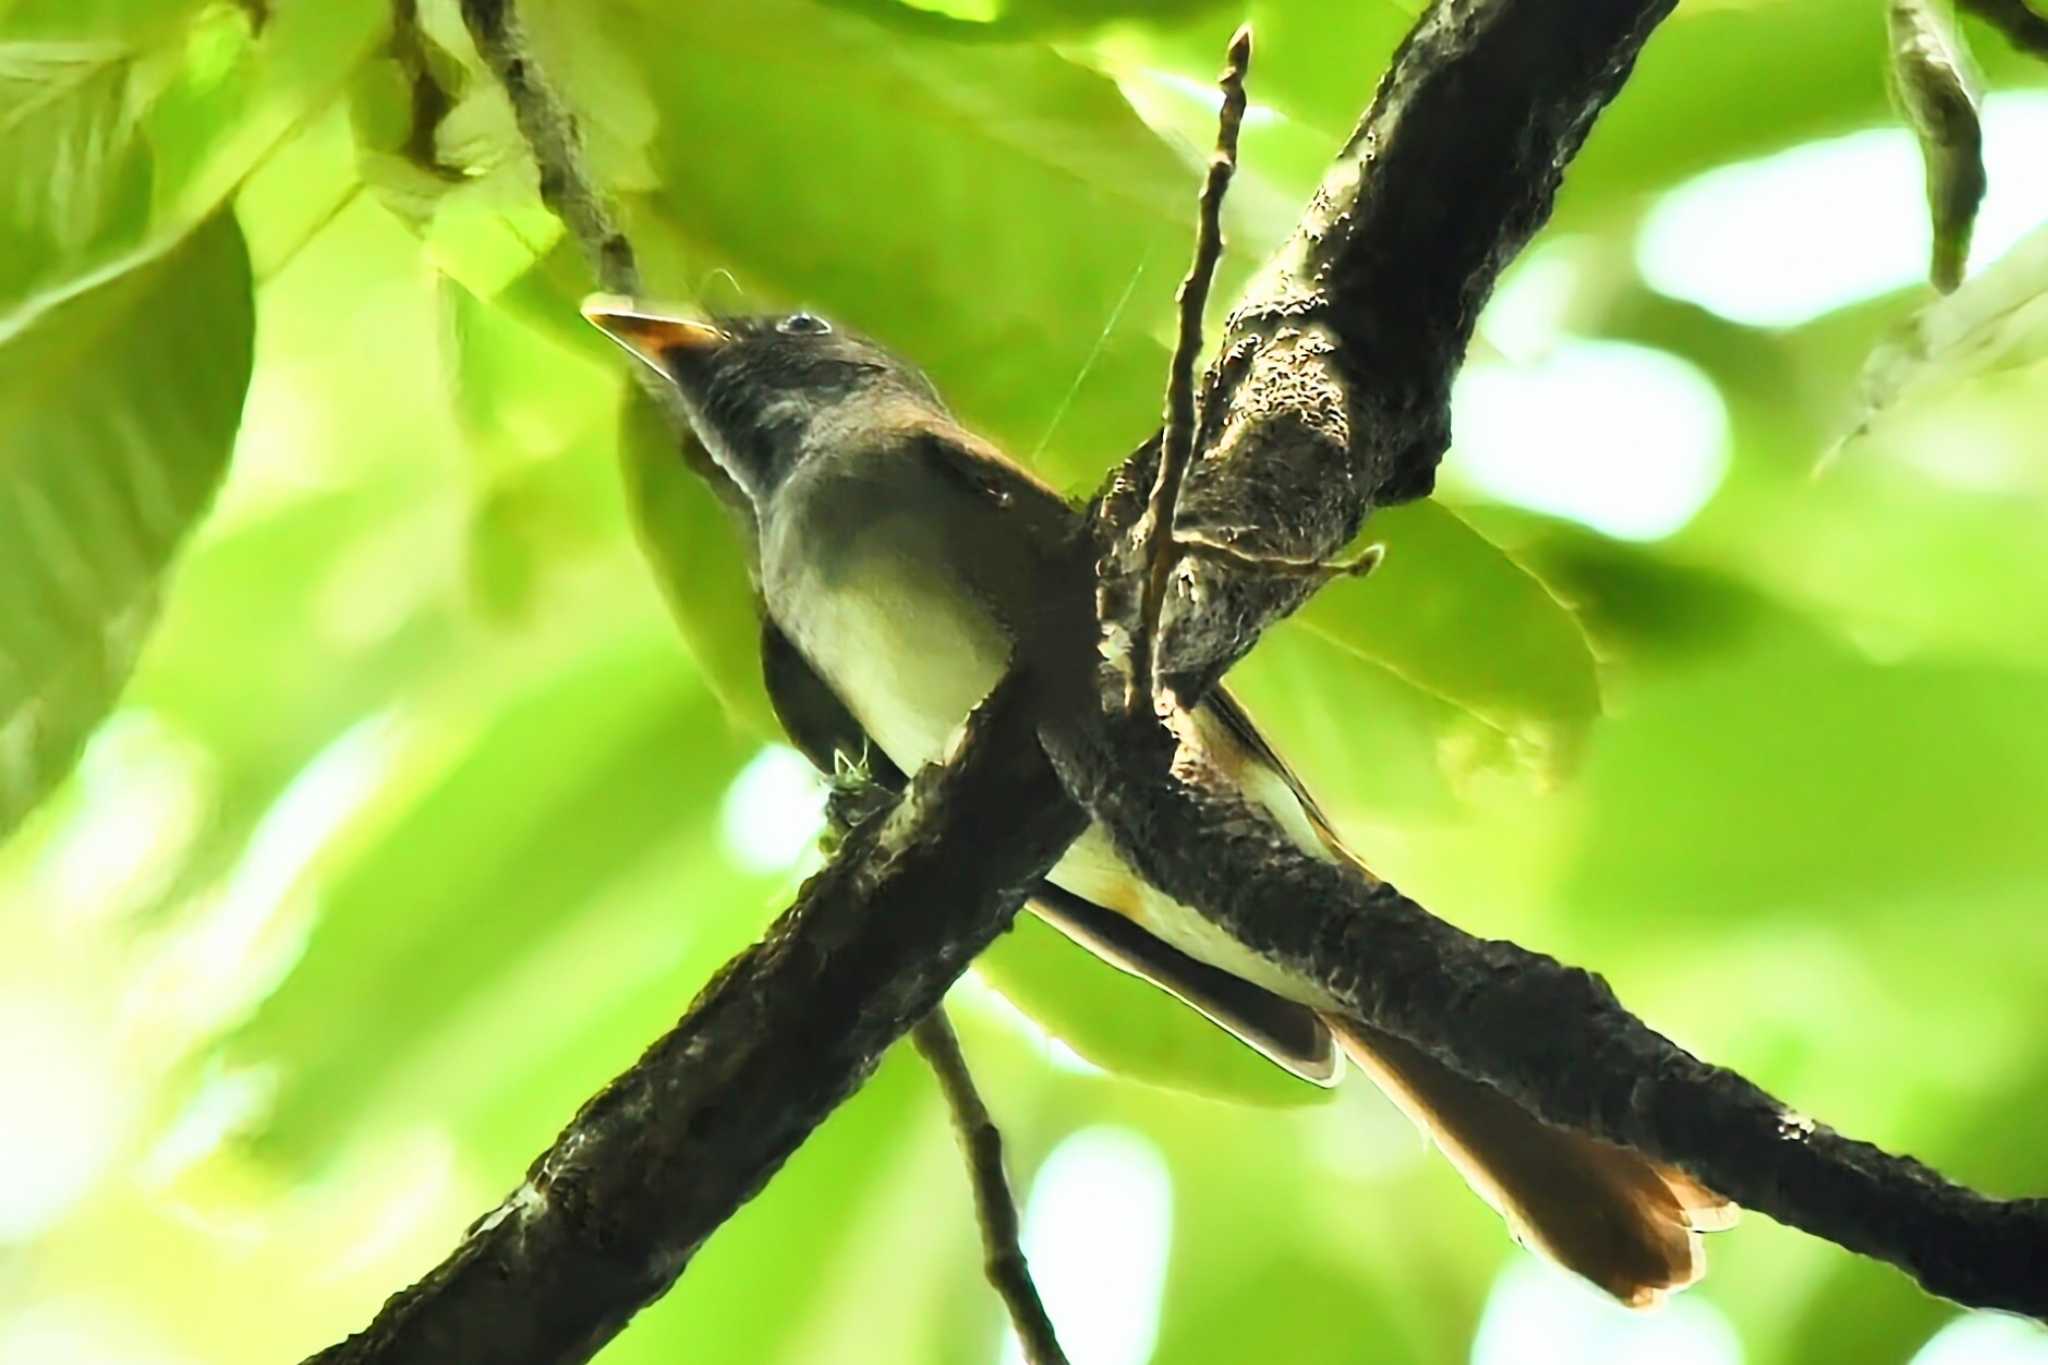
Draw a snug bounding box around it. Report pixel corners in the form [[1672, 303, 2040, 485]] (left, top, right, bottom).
[[765, 496, 1011, 775]]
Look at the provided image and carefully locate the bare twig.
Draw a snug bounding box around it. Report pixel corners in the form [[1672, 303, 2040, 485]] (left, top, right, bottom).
[[912, 1012, 1069, 1365], [1128, 25, 1252, 710], [457, 0, 636, 292], [455, 0, 755, 536], [1960, 0, 2048, 58], [1175, 532, 1385, 584]]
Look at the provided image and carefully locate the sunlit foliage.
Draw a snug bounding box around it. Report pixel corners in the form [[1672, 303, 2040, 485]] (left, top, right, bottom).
[[2, 1, 2046, 1361]]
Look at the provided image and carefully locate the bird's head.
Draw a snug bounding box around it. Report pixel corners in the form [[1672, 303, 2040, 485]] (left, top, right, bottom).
[[582, 297, 946, 507]]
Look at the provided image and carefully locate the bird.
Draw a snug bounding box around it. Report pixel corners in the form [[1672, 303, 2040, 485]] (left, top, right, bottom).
[[581, 297, 1736, 1306]]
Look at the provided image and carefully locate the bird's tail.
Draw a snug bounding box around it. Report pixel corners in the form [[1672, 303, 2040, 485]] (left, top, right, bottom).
[[1320, 1013, 1737, 1307]]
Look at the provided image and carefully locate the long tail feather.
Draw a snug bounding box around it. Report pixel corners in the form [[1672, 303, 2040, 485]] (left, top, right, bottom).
[[1322, 1014, 1734, 1306]]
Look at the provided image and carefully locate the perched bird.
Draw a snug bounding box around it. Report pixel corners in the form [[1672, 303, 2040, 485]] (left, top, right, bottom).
[[583, 298, 1735, 1305]]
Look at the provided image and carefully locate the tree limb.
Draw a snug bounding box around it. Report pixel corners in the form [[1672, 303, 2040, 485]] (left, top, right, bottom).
[[912, 1011, 1069, 1365], [304, 0, 2048, 1359], [304, 676, 1090, 1364], [1107, 0, 1679, 702], [1960, 0, 2048, 58], [1067, 0, 2046, 1321], [1043, 708, 2048, 1319]]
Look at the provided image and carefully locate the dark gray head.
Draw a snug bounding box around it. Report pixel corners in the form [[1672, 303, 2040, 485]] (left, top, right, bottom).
[[583, 298, 946, 506]]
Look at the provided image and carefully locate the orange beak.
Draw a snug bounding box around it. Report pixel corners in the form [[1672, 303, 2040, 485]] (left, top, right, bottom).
[[580, 295, 729, 370]]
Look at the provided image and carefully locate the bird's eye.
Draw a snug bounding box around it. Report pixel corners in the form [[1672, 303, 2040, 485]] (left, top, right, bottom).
[[777, 312, 831, 336]]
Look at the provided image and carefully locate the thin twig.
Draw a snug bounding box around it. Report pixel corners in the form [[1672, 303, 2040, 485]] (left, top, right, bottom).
[[456, 0, 755, 536], [1959, 0, 2048, 58], [1129, 25, 1252, 710], [912, 1012, 1069, 1365], [1175, 532, 1385, 584], [457, 0, 637, 293]]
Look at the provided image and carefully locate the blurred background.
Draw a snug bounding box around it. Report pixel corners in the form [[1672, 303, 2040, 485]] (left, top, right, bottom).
[[3, 0, 2047, 1360]]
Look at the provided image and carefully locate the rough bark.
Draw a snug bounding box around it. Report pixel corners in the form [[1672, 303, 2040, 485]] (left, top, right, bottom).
[[912, 1011, 1069, 1365], [1044, 708, 2048, 1319], [303, 1, 2048, 1360], [306, 678, 1089, 1365], [1113, 0, 1677, 703]]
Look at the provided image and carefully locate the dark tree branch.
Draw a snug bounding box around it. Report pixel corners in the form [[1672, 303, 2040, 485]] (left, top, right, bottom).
[[1044, 710, 2048, 1319], [1125, 26, 1252, 709], [304, 1, 2048, 1359], [1065, 0, 2046, 1321], [912, 1011, 1069, 1365], [304, 677, 1091, 1365], [1114, 0, 1679, 703], [1960, 0, 2048, 58]]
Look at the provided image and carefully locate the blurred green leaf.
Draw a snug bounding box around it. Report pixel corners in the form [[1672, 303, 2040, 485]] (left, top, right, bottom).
[[1286, 500, 1601, 782], [439, 276, 628, 623], [1230, 626, 1479, 825], [1845, 218, 2048, 445], [234, 98, 362, 280], [419, 86, 567, 297], [975, 913, 1330, 1107], [618, 385, 778, 736], [230, 634, 755, 1158], [0, 0, 386, 320], [1505, 522, 1769, 673], [440, 275, 616, 464], [529, 0, 1193, 484], [0, 211, 252, 839], [817, 0, 1246, 40]]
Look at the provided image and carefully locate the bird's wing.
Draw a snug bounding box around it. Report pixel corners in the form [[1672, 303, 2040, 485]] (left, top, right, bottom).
[[1203, 684, 1349, 851], [1030, 881, 1339, 1083], [759, 619, 1338, 1085]]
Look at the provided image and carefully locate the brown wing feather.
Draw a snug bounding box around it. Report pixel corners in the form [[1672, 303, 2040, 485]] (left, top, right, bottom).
[[1324, 1015, 1728, 1306], [1032, 883, 1339, 1085], [1205, 685, 1343, 836], [763, 617, 1339, 1086]]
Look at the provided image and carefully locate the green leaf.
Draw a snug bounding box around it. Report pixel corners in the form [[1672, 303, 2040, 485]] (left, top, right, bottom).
[[229, 635, 763, 1159], [441, 274, 616, 465], [0, 0, 386, 322], [1290, 501, 1601, 780], [817, 0, 1240, 40], [974, 912, 1331, 1107], [618, 385, 778, 737], [0, 211, 253, 840], [1844, 218, 2048, 447], [532, 0, 1194, 486]]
